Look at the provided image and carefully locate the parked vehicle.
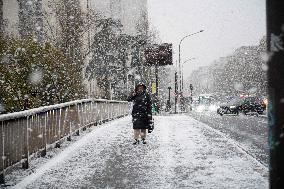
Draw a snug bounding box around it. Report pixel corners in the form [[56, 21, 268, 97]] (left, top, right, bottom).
[[217, 96, 266, 116], [240, 96, 266, 115], [217, 98, 240, 115]]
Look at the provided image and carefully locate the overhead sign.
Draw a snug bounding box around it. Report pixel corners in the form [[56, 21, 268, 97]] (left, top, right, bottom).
[[144, 43, 173, 66]]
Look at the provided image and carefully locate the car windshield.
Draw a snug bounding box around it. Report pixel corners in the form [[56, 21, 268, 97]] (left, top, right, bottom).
[[199, 97, 215, 105], [227, 98, 242, 105], [244, 97, 261, 103]]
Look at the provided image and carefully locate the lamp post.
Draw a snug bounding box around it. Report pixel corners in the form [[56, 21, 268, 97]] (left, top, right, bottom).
[[190, 84, 193, 110], [174, 30, 203, 113], [178, 30, 204, 93], [174, 70, 178, 114], [167, 86, 172, 112], [181, 57, 196, 91]]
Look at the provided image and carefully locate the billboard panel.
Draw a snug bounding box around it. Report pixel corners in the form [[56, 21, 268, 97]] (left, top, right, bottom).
[[144, 43, 173, 66]]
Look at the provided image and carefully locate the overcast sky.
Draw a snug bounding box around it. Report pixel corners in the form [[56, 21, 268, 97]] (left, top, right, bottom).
[[147, 0, 266, 78]]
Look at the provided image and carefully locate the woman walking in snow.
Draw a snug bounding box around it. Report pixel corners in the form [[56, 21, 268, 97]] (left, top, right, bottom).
[[127, 83, 153, 144]]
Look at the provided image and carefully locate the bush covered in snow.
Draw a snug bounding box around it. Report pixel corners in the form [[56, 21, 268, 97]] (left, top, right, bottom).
[[0, 36, 86, 113]]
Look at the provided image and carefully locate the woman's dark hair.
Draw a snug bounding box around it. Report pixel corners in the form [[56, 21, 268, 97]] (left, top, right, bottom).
[[135, 83, 146, 91]]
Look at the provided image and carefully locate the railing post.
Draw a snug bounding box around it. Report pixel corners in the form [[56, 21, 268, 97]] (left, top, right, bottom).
[[76, 104, 81, 136], [41, 113, 47, 157], [55, 109, 62, 148], [92, 102, 95, 125], [107, 101, 110, 121], [111, 103, 114, 120], [82, 103, 87, 131], [1, 121, 5, 184], [22, 116, 29, 169], [67, 123, 72, 141], [93, 102, 97, 126]]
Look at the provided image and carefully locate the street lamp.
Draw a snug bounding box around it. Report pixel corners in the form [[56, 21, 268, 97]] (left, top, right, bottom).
[[178, 30, 204, 93], [181, 57, 196, 91], [167, 86, 172, 112], [189, 84, 194, 110], [174, 30, 204, 113]]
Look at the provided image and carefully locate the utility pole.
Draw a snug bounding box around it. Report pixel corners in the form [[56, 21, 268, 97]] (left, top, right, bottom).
[[181, 58, 195, 91], [266, 1, 284, 188], [190, 84, 193, 110], [178, 31, 203, 112], [167, 86, 172, 112], [174, 71, 178, 114], [178, 30, 204, 94], [155, 64, 159, 113]]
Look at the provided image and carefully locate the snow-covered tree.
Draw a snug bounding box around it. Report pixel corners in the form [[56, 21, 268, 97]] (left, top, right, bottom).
[[188, 37, 267, 98], [0, 37, 85, 113]]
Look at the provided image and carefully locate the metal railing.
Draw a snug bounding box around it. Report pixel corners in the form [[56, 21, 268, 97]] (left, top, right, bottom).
[[0, 99, 130, 183]]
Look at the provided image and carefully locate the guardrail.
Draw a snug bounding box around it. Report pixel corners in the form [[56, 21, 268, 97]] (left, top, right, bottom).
[[0, 99, 130, 183]]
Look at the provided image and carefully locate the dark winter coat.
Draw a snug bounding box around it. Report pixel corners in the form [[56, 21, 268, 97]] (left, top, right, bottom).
[[127, 87, 152, 129]]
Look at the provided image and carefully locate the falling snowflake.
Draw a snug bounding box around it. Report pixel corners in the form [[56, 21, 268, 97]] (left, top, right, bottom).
[[1, 55, 10, 64], [29, 69, 43, 84], [271, 33, 284, 52], [0, 104, 5, 112], [38, 134, 43, 138], [260, 52, 270, 62], [116, 148, 122, 155], [261, 63, 268, 71], [26, 0, 33, 6], [233, 82, 244, 91], [135, 75, 141, 80], [248, 87, 258, 94]]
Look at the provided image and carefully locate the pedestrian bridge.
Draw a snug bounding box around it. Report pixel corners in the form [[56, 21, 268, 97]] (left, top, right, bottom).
[[0, 100, 268, 188]]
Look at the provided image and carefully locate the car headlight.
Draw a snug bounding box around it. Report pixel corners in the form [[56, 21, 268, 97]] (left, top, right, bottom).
[[263, 99, 268, 106], [196, 105, 205, 112], [209, 105, 218, 111]]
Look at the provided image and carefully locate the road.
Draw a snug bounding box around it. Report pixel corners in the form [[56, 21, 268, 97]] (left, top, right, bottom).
[[188, 111, 269, 167]]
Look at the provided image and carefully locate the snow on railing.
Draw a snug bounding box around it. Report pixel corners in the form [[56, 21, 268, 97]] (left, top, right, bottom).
[[0, 99, 130, 183]]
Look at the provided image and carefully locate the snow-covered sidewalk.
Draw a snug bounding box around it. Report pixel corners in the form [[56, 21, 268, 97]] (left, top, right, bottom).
[[5, 115, 268, 189]]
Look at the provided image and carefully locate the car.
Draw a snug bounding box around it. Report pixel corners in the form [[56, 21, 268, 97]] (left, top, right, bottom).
[[217, 98, 240, 115], [239, 96, 266, 115], [217, 96, 266, 116]]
